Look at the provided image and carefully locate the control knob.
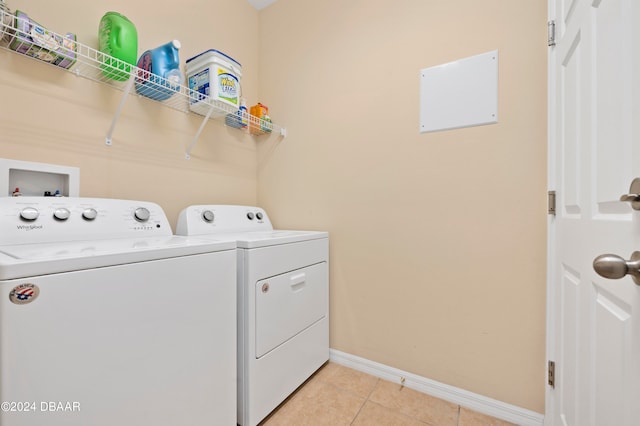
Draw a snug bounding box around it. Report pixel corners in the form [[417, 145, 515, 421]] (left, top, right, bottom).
[[247, 212, 255, 220], [134, 207, 151, 223], [202, 210, 215, 223], [53, 208, 71, 221], [256, 212, 263, 220], [19, 207, 39, 221], [82, 208, 98, 221]]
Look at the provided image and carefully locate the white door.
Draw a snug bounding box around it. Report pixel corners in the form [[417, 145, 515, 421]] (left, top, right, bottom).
[[547, 0, 640, 425]]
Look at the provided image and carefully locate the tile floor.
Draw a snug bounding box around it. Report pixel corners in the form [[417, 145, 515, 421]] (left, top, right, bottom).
[[260, 362, 517, 426]]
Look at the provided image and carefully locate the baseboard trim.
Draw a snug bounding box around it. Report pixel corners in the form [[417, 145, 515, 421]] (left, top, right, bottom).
[[329, 349, 544, 426]]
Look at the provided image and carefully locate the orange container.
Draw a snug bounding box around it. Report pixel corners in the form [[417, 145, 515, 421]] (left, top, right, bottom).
[[250, 103, 268, 119], [249, 103, 270, 135]]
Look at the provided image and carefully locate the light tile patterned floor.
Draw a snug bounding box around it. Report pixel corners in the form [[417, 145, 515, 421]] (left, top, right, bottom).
[[260, 362, 517, 426]]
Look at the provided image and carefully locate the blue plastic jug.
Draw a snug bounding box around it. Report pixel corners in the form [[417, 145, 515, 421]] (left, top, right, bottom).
[[135, 40, 183, 101]]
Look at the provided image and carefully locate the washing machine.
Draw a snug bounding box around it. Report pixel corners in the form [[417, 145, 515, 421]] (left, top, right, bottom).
[[0, 197, 237, 426], [176, 205, 329, 426]]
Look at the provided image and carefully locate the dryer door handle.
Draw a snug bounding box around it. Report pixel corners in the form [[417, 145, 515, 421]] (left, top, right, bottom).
[[290, 273, 306, 291]]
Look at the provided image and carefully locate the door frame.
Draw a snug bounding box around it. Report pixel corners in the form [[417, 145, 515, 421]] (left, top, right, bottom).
[[545, 0, 557, 423]]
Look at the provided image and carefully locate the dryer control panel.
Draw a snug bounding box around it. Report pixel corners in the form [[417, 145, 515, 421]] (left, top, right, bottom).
[[0, 197, 172, 245], [176, 205, 273, 235]]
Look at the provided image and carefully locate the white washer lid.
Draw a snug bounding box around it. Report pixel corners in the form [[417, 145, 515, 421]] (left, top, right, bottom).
[[0, 236, 235, 280]]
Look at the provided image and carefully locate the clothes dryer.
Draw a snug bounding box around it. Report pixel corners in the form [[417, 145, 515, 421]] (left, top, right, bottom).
[[176, 205, 329, 426], [0, 197, 237, 426]]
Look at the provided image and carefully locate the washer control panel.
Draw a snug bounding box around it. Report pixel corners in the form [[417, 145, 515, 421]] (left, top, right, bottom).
[[0, 197, 172, 245], [176, 205, 272, 235]]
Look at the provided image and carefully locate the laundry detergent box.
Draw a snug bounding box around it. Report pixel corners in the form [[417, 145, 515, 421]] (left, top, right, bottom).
[[186, 49, 242, 116], [9, 11, 77, 69]]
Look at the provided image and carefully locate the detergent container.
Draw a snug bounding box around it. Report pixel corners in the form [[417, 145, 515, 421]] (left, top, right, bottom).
[[249, 102, 272, 135], [98, 12, 138, 81], [186, 49, 242, 117], [135, 40, 183, 101]]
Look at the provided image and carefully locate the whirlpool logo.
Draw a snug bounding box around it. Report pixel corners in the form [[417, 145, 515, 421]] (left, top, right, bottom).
[[9, 283, 40, 305], [16, 224, 43, 231]]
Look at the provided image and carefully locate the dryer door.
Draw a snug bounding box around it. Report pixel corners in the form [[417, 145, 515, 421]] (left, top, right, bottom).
[[255, 262, 328, 358]]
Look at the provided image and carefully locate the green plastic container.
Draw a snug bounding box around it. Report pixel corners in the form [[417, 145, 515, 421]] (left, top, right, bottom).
[[98, 12, 138, 81]]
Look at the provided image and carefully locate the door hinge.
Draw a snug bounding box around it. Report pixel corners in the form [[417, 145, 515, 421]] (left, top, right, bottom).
[[548, 190, 556, 215], [548, 360, 556, 388], [548, 20, 556, 46]]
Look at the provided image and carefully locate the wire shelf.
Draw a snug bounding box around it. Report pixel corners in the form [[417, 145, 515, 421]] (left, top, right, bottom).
[[0, 7, 283, 156]]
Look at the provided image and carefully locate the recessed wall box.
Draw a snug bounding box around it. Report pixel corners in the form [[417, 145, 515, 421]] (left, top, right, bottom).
[[0, 158, 80, 197]]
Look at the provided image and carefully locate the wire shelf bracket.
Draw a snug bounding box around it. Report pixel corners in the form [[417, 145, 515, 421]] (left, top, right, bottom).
[[105, 69, 136, 146]]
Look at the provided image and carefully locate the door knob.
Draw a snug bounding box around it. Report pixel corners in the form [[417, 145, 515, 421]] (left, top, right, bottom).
[[593, 252, 640, 286], [620, 177, 640, 210]]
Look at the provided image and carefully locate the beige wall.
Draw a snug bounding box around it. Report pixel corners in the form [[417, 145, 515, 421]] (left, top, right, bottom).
[[257, 0, 547, 413], [0, 0, 260, 226]]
